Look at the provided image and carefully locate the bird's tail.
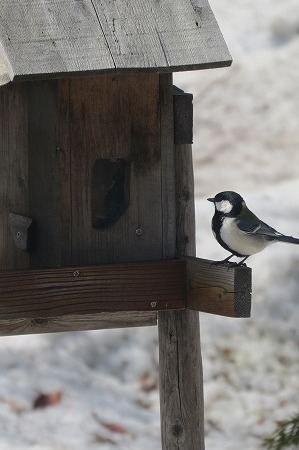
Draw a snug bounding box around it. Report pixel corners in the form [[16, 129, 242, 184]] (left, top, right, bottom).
[[276, 235, 299, 245]]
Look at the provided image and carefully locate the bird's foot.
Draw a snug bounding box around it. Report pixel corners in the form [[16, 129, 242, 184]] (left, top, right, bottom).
[[211, 260, 247, 268], [211, 260, 237, 267], [237, 262, 247, 267]]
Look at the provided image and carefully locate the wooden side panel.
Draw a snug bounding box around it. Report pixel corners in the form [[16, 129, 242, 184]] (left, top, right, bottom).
[[27, 74, 162, 266], [68, 74, 162, 265], [0, 83, 29, 270], [21, 74, 162, 331]]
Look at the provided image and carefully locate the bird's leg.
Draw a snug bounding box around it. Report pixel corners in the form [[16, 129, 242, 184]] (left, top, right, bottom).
[[236, 255, 249, 267], [221, 254, 234, 263]]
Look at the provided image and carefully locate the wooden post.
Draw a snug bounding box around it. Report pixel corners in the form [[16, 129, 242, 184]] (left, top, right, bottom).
[[159, 85, 205, 449]]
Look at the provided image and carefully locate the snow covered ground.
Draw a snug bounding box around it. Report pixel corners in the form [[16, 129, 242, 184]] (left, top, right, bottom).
[[1, 0, 299, 449]]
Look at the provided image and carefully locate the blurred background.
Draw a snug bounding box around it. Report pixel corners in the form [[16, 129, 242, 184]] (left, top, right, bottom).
[[0, 0, 299, 448]]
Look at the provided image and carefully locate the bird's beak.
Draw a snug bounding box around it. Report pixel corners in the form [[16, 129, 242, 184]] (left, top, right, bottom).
[[207, 197, 215, 203]]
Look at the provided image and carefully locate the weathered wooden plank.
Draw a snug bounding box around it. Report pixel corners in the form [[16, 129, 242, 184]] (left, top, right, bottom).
[[0, 0, 231, 80], [160, 73, 176, 259], [0, 261, 185, 321], [57, 79, 73, 266], [0, 312, 157, 337], [173, 86, 193, 145], [186, 257, 252, 317], [159, 88, 205, 449], [0, 255, 252, 318], [0, 0, 114, 80], [175, 144, 197, 258], [68, 74, 162, 265], [0, 83, 29, 270], [27, 80, 69, 268]]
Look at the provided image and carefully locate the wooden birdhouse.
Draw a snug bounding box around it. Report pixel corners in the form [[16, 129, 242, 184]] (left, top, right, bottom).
[[0, 1, 251, 448]]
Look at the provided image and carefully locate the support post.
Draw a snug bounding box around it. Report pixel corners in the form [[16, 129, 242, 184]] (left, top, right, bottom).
[[158, 85, 205, 449]]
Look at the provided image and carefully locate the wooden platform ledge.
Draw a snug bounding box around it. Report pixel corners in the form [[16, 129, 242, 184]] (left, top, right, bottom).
[[0, 258, 251, 335]]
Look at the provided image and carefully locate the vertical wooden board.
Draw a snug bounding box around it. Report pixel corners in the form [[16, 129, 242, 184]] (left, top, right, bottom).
[[0, 83, 29, 270], [159, 81, 205, 449], [68, 74, 162, 265], [175, 145, 196, 258], [27, 80, 71, 268], [128, 74, 162, 260], [57, 79, 73, 266], [160, 74, 176, 259]]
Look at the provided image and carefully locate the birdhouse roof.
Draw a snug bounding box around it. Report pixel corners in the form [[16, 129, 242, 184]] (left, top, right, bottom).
[[0, 0, 231, 82]]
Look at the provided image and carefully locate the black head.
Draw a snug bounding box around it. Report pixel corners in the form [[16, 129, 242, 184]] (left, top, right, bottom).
[[207, 191, 245, 216]]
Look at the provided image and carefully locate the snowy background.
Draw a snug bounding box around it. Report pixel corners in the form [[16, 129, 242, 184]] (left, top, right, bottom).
[[1, 0, 299, 448]]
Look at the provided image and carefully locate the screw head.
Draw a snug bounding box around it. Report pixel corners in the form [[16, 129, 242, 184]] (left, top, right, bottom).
[[135, 228, 142, 236]]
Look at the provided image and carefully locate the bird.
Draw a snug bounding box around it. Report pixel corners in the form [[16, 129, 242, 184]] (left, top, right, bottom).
[[207, 191, 299, 265]]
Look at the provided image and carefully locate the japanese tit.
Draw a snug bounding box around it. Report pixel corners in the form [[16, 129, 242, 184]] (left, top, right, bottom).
[[207, 191, 299, 265]]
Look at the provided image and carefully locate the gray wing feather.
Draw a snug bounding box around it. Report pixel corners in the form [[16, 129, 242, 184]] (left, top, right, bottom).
[[236, 207, 299, 244], [236, 215, 283, 238]]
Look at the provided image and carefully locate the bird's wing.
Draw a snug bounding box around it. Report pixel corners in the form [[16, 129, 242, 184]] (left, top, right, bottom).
[[235, 207, 283, 238]]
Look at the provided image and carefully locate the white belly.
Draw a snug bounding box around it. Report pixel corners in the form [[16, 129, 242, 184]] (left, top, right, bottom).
[[220, 218, 272, 256]]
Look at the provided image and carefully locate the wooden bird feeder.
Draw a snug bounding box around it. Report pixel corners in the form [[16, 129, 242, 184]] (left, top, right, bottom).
[[0, 1, 251, 448]]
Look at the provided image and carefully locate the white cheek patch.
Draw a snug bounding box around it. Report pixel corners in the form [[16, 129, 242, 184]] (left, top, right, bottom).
[[215, 200, 233, 214]]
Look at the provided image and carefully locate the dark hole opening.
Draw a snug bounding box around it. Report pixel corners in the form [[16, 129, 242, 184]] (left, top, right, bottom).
[[91, 158, 130, 229]]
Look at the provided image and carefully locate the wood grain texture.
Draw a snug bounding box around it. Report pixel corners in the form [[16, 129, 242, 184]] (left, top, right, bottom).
[[17, 74, 161, 330], [0, 261, 185, 321], [0, 312, 157, 336], [186, 257, 252, 318], [27, 80, 67, 267], [0, 0, 114, 79], [0, 83, 29, 270], [175, 144, 196, 258], [159, 309, 205, 449], [160, 74, 176, 259], [0, 74, 167, 332], [159, 85, 205, 449], [173, 87, 193, 145], [68, 74, 162, 265], [0, 0, 231, 80]]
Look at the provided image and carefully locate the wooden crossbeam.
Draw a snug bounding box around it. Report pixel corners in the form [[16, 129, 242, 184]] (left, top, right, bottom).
[[0, 258, 251, 335], [0, 261, 186, 319]]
